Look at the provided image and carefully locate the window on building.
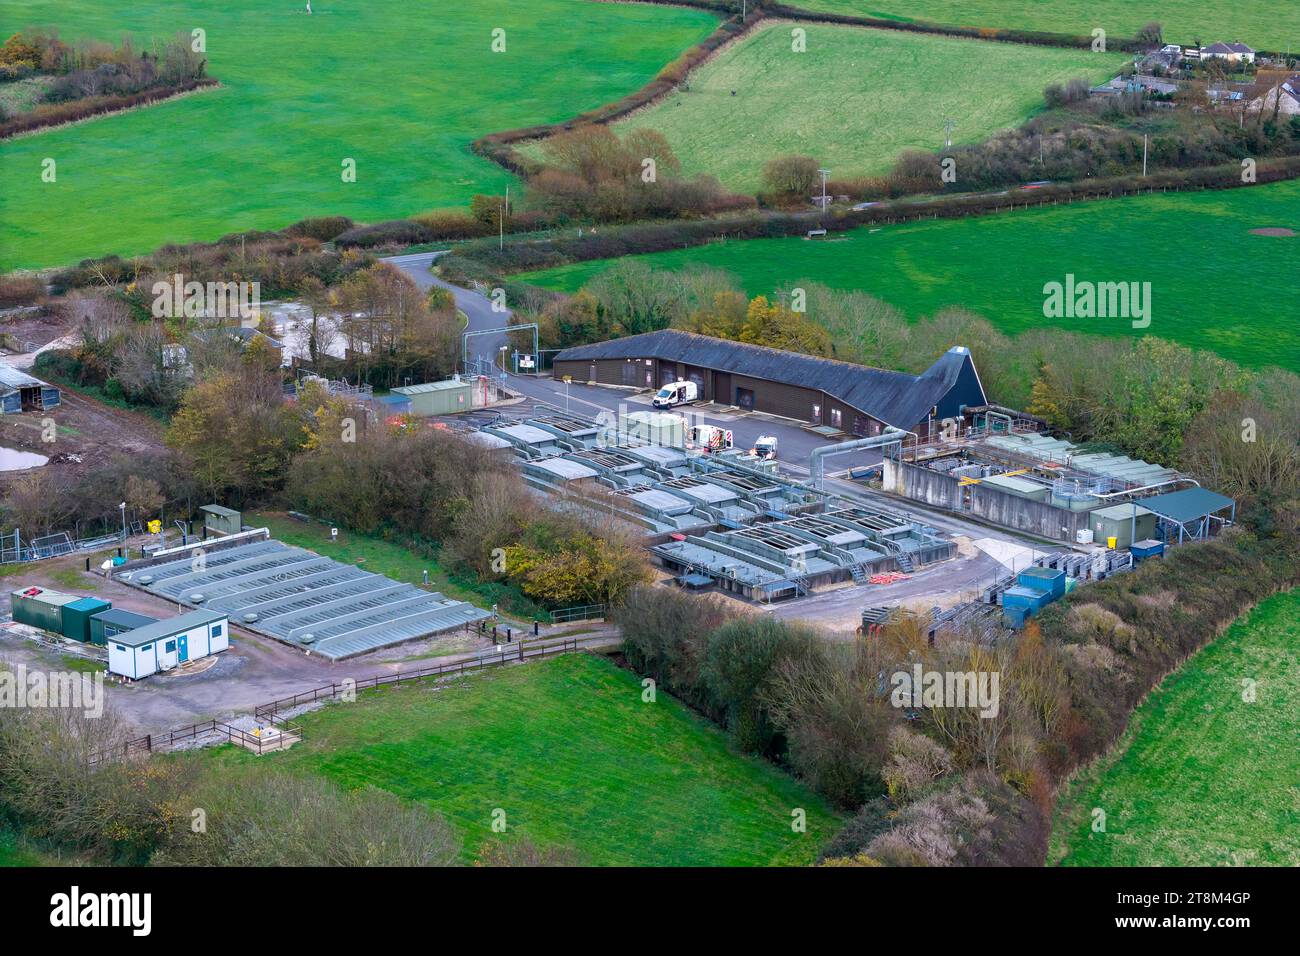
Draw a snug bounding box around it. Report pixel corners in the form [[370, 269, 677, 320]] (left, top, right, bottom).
[[165, 640, 176, 653], [114, 644, 126, 652], [140, 644, 153, 652], [830, 409, 843, 428], [212, 624, 223, 638]]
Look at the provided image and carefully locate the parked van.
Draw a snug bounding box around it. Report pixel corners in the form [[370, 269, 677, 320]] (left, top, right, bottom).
[[652, 380, 697, 408]]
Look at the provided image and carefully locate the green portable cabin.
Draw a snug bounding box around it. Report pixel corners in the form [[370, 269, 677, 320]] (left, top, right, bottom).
[[201, 504, 242, 536], [391, 379, 472, 417], [60, 597, 113, 643], [89, 608, 160, 646], [1088, 503, 1157, 551], [10, 587, 77, 634]]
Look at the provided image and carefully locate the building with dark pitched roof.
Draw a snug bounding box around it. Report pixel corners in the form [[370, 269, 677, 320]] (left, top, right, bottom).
[[552, 330, 986, 438]]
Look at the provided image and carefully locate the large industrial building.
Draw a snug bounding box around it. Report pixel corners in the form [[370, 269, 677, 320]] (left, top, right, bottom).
[[552, 330, 986, 438]]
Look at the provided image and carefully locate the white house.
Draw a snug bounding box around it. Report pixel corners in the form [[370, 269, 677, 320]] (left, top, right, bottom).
[[1201, 42, 1256, 64], [107, 609, 230, 679]]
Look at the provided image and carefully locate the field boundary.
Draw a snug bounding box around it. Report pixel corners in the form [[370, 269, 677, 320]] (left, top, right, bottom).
[[444, 154, 1300, 281], [472, 6, 754, 176], [0, 79, 221, 141]]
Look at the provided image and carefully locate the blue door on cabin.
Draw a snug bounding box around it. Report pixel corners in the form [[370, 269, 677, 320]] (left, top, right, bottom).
[[177, 634, 188, 663]]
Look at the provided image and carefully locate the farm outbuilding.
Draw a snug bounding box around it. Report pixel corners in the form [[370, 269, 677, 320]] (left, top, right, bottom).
[[201, 504, 242, 536], [0, 363, 60, 414], [392, 378, 472, 417], [106, 608, 230, 680], [89, 608, 160, 646]]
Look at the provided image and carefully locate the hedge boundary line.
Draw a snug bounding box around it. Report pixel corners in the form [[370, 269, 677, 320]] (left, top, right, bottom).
[[467, 0, 1157, 180], [470, 6, 756, 177], [439, 155, 1300, 282], [0, 78, 221, 140]]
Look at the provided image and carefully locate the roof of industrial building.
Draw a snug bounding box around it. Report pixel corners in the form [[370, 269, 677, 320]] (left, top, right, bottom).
[[0, 363, 48, 390], [109, 608, 228, 648], [554, 331, 985, 429], [528, 457, 599, 481], [201, 504, 240, 518], [89, 608, 160, 629], [1090, 503, 1155, 521], [1139, 487, 1235, 523], [118, 539, 491, 659], [493, 423, 559, 445], [392, 379, 472, 395]]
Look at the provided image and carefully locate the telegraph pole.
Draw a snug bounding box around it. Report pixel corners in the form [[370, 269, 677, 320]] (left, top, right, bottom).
[[817, 168, 830, 210], [499, 184, 509, 250]]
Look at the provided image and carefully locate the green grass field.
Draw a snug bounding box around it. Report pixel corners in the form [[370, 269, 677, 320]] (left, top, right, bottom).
[[606, 23, 1119, 192], [1051, 589, 1300, 866], [519, 178, 1300, 371], [197, 653, 839, 865], [0, 0, 718, 271], [792, 0, 1297, 51]]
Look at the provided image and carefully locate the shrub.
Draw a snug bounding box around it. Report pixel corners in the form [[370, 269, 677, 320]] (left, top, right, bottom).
[[284, 216, 354, 241]]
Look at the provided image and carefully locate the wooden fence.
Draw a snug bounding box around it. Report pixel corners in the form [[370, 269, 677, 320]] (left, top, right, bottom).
[[90, 636, 597, 764]]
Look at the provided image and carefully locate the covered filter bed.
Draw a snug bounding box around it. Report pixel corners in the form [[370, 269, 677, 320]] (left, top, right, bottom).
[[116, 539, 490, 659]]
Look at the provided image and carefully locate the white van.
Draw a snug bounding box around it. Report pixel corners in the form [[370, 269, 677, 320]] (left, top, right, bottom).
[[652, 380, 698, 408]]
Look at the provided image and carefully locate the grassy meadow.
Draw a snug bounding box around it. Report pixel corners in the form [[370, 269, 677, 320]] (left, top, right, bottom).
[[518, 177, 1300, 371], [793, 0, 1297, 51], [1051, 589, 1300, 866], [0, 0, 718, 270], [195, 653, 840, 865], [607, 22, 1121, 192]]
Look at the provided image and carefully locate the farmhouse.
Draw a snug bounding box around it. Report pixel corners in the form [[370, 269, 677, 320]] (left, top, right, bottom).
[[106, 608, 230, 679], [0, 363, 60, 414], [553, 331, 986, 439], [1201, 42, 1255, 64]]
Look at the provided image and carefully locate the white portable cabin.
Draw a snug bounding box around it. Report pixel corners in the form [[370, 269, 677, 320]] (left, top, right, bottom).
[[106, 608, 230, 679]]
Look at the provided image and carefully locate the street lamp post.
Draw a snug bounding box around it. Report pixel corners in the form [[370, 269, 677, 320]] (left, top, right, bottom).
[[118, 501, 126, 543]]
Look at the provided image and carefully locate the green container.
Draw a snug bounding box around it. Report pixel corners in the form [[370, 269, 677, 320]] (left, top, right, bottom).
[[61, 597, 112, 643], [11, 587, 76, 634], [391, 379, 473, 417]]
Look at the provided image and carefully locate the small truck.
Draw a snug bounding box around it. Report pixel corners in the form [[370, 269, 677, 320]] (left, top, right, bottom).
[[752, 435, 778, 461], [688, 423, 733, 453], [652, 380, 698, 409]]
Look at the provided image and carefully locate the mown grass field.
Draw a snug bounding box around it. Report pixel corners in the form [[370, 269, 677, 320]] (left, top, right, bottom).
[[0, 0, 718, 271], [607, 22, 1120, 192], [518, 178, 1300, 371], [1051, 589, 1300, 866], [196, 653, 839, 865], [793, 0, 1297, 51]]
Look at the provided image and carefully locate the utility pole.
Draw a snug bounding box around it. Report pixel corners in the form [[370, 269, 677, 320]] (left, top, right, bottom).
[[817, 167, 830, 210], [943, 117, 955, 148], [1142, 133, 1148, 176], [499, 184, 509, 251]]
